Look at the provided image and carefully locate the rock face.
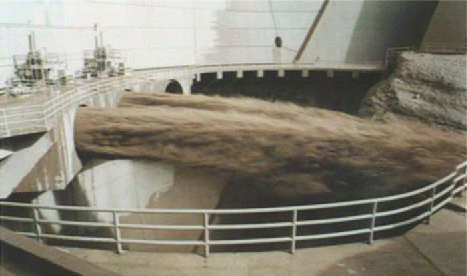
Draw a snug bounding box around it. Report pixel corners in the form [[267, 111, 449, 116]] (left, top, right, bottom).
[[359, 52, 466, 130], [75, 93, 465, 201]]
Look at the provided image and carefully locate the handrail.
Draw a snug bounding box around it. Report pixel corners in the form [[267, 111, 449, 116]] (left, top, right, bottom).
[[0, 59, 465, 256], [0, 161, 465, 257], [421, 43, 467, 54], [0, 74, 136, 138], [2, 162, 465, 214], [0, 61, 387, 138], [383, 44, 467, 68]]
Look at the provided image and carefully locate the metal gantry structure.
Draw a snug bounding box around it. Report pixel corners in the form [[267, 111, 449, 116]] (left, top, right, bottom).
[[80, 24, 125, 79], [4, 27, 126, 97], [9, 32, 67, 89]]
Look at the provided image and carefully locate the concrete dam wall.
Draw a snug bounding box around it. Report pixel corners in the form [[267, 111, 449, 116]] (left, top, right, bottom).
[[421, 0, 467, 51], [296, 0, 438, 63], [1, 0, 466, 254]]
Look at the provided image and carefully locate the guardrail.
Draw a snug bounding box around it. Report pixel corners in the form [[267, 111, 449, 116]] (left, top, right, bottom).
[[0, 61, 386, 138], [383, 47, 415, 68], [0, 161, 465, 257], [382, 44, 465, 69], [0, 75, 135, 137], [421, 44, 467, 54], [0, 51, 464, 256]]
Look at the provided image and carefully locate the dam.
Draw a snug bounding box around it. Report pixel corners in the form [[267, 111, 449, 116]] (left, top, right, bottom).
[[0, 1, 466, 275]]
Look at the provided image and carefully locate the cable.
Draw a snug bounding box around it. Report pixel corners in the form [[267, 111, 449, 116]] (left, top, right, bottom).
[[192, 1, 198, 64], [0, 45, 274, 67], [1, 46, 195, 58], [0, 23, 92, 30], [0, 23, 308, 31], [282, 46, 298, 53], [84, 0, 318, 13], [268, 0, 279, 37], [0, 22, 191, 30]]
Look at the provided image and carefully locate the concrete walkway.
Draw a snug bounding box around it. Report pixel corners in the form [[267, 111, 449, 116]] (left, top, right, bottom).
[[64, 205, 466, 276]]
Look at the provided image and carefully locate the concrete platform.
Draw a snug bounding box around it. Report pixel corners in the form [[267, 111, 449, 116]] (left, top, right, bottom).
[[447, 192, 467, 213], [0, 226, 119, 276], [63, 206, 466, 276]]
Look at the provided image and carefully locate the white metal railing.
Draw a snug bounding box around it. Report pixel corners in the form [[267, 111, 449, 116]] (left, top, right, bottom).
[[384, 44, 467, 68], [421, 43, 467, 54], [0, 74, 136, 137], [384, 47, 415, 67], [0, 61, 387, 138], [0, 161, 465, 257]]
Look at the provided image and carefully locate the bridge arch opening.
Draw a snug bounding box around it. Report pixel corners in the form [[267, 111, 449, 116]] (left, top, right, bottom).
[[165, 80, 183, 94]]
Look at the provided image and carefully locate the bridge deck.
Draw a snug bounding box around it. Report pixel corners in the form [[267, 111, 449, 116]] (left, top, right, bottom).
[[0, 62, 384, 139]]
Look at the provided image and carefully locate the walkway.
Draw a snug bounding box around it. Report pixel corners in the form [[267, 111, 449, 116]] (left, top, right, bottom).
[[0, 226, 118, 276], [0, 61, 384, 139], [64, 200, 466, 276]]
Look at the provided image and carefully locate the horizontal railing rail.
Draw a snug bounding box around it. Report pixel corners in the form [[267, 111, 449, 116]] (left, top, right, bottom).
[[0, 73, 136, 137], [421, 43, 467, 54], [0, 161, 465, 257], [0, 57, 465, 256], [0, 61, 386, 138]]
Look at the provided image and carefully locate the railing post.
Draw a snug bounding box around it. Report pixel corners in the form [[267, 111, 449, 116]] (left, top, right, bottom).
[[368, 201, 378, 244], [455, 164, 466, 197], [113, 210, 123, 254], [291, 208, 297, 254], [32, 207, 42, 242], [204, 212, 210, 258], [42, 104, 48, 129], [2, 109, 11, 137], [426, 187, 436, 225], [384, 49, 389, 69]]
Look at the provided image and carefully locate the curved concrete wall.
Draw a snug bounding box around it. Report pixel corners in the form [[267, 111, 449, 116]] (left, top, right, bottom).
[[1, 0, 441, 86], [0, 107, 81, 199], [420, 0, 467, 51], [77, 159, 174, 222], [0, 0, 321, 86], [0, 76, 134, 198], [296, 0, 438, 64]]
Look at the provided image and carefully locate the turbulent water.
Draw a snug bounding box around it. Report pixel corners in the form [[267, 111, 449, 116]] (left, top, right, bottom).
[[75, 92, 465, 201]]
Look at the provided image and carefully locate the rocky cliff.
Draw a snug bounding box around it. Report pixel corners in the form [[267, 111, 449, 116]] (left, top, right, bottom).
[[359, 52, 466, 130]]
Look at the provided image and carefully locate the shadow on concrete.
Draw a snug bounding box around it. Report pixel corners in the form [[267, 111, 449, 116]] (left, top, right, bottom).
[[0, 226, 119, 276], [192, 71, 382, 115], [316, 230, 466, 276], [345, 0, 438, 62], [207, 177, 442, 254], [315, 238, 443, 276]]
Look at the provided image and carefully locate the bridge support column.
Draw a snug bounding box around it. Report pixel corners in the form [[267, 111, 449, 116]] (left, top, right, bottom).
[[278, 69, 285, 77], [177, 77, 194, 96]]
